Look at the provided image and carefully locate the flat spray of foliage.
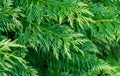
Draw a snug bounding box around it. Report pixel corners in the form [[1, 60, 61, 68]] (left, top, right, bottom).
[[0, 0, 120, 76]]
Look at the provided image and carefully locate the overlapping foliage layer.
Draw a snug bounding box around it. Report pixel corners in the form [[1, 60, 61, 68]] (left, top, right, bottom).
[[0, 0, 120, 76]]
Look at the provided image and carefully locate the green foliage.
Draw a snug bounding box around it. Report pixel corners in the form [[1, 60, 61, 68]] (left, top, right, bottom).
[[0, 0, 22, 32], [0, 0, 120, 76], [0, 38, 38, 76]]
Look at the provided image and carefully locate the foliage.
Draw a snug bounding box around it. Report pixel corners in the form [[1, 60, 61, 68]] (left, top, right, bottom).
[[0, 38, 38, 76], [0, 0, 120, 76]]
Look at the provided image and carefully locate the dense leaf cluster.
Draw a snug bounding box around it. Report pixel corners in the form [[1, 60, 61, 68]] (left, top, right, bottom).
[[0, 0, 120, 76]]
